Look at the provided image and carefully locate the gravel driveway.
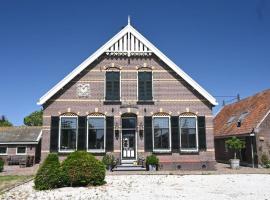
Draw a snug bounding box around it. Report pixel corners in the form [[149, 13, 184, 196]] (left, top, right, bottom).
[[1, 174, 270, 200]]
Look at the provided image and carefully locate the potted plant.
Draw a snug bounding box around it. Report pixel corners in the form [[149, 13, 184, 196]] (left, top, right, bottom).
[[146, 154, 159, 171], [225, 136, 245, 169], [102, 154, 115, 171]]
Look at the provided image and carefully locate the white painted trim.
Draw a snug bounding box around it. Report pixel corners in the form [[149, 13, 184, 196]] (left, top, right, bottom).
[[37, 23, 217, 106], [256, 109, 270, 129], [0, 142, 39, 145], [86, 116, 106, 153], [58, 116, 78, 153], [0, 146, 8, 155], [16, 146, 27, 155], [36, 130, 43, 142], [152, 116, 171, 153], [179, 115, 199, 152]]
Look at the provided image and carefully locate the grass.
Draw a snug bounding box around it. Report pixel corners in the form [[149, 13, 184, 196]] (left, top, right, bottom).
[[0, 175, 33, 194]]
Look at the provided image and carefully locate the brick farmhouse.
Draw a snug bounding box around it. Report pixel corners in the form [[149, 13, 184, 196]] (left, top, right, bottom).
[[38, 20, 218, 170]]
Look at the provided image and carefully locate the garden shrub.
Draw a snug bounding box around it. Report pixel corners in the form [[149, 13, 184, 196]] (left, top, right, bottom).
[[146, 154, 159, 166], [0, 158, 4, 172], [102, 154, 115, 170], [34, 153, 63, 190], [62, 151, 106, 187], [261, 153, 269, 166]]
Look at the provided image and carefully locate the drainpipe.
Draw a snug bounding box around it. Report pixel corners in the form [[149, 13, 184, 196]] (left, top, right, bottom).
[[250, 128, 256, 168]]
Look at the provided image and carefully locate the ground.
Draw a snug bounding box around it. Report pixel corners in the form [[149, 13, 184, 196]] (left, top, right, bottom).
[[0, 176, 33, 194], [1, 174, 270, 200]]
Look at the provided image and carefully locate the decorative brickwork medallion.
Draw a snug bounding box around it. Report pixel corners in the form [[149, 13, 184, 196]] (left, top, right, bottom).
[[77, 83, 90, 97]]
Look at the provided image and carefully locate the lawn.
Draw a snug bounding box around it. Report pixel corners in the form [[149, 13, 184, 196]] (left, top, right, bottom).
[[0, 175, 33, 194]]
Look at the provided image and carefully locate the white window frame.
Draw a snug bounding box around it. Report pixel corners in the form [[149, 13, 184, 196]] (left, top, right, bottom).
[[0, 146, 8, 155], [179, 115, 199, 152], [58, 116, 78, 153], [87, 116, 106, 153], [104, 70, 121, 101], [16, 146, 27, 155], [136, 70, 153, 101], [152, 116, 171, 153]]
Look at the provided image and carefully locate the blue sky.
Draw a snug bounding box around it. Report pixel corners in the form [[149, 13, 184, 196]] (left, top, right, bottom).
[[0, 0, 269, 125]]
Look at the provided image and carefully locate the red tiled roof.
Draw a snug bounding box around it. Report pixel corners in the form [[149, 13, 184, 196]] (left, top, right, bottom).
[[214, 89, 270, 137]]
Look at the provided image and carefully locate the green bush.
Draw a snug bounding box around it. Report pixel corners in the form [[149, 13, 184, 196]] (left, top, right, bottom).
[[62, 151, 106, 187], [0, 158, 4, 172], [34, 153, 63, 190], [102, 154, 115, 170], [261, 153, 269, 166], [146, 154, 159, 166]]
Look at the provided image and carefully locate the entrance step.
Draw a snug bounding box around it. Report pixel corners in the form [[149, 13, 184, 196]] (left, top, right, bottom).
[[112, 164, 146, 171]]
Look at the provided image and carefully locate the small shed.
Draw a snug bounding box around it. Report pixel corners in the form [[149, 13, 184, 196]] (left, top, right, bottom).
[[0, 126, 42, 164]]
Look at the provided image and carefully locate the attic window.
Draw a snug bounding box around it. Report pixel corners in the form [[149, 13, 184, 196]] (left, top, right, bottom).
[[238, 112, 249, 121], [227, 116, 236, 124]]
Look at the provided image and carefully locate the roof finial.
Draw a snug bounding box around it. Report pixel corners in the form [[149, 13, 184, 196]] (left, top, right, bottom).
[[128, 15, 131, 25]]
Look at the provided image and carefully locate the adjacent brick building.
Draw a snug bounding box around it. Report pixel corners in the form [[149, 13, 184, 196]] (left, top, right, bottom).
[[214, 89, 270, 167], [38, 20, 218, 170], [0, 126, 42, 164]]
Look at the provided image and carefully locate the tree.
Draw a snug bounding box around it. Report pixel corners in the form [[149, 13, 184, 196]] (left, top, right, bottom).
[[225, 136, 245, 159], [0, 115, 13, 127], [24, 110, 43, 126]]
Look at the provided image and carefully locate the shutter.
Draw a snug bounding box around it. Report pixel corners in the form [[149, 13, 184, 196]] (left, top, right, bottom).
[[138, 72, 145, 100], [77, 116, 87, 150], [144, 116, 153, 152], [198, 116, 206, 150], [145, 72, 152, 100], [106, 116, 114, 151], [113, 72, 120, 100], [106, 72, 113, 100], [50, 116, 59, 152], [171, 116, 179, 152]]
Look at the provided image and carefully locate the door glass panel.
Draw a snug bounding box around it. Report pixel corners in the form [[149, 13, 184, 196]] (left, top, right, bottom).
[[122, 118, 136, 129]]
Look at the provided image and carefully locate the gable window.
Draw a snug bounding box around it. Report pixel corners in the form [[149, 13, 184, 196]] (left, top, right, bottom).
[[153, 116, 171, 152], [87, 117, 105, 152], [180, 116, 198, 151], [59, 117, 78, 152], [16, 146, 26, 155], [0, 147, 7, 155], [106, 71, 120, 101], [138, 71, 152, 101]]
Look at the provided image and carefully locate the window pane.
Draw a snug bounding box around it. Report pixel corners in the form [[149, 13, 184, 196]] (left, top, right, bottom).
[[0, 147, 7, 154], [60, 129, 77, 150], [180, 117, 196, 128], [180, 117, 197, 149], [61, 118, 77, 129], [153, 117, 170, 150], [88, 129, 104, 149], [153, 117, 169, 129], [122, 118, 136, 129], [89, 118, 104, 129], [17, 147, 26, 154]]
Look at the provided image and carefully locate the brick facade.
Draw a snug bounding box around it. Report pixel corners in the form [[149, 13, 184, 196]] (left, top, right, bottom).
[[42, 55, 216, 170]]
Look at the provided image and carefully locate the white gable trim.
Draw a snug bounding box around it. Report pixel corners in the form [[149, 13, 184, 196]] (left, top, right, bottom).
[[38, 24, 218, 106]]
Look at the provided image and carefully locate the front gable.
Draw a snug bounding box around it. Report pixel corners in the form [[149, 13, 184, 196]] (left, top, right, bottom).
[[38, 21, 217, 106]]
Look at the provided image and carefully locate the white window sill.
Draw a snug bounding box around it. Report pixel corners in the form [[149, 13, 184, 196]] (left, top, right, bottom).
[[16, 153, 27, 155], [180, 149, 198, 153], [0, 154, 7, 156], [59, 149, 76, 153], [87, 149, 105, 153], [153, 149, 171, 153]]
